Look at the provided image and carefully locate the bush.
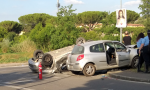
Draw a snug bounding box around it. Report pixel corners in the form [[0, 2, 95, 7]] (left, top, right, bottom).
[[79, 31, 101, 40], [0, 39, 11, 53], [11, 39, 37, 53], [6, 32, 16, 41]]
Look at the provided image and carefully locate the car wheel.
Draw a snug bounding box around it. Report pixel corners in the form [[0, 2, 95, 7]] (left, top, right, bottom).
[[131, 56, 139, 68], [33, 50, 44, 60], [42, 53, 53, 66], [71, 71, 80, 75], [83, 63, 96, 76], [86, 40, 93, 42], [76, 37, 86, 45]]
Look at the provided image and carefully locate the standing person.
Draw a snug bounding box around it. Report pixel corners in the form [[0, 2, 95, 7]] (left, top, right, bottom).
[[136, 33, 145, 72], [139, 30, 150, 73], [123, 31, 131, 45]]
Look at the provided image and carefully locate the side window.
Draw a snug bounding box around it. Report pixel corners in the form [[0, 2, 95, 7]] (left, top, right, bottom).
[[114, 42, 126, 52], [90, 43, 104, 52], [104, 42, 115, 51]]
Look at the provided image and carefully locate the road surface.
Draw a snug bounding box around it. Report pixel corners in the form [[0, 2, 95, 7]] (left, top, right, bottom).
[[0, 66, 150, 90]]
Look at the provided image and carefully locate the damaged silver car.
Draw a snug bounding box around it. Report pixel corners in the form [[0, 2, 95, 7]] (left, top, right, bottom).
[[67, 39, 139, 76], [28, 45, 74, 73]]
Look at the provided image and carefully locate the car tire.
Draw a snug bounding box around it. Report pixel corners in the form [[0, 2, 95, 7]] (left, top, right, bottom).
[[71, 71, 80, 75], [42, 53, 53, 66], [83, 63, 96, 76], [76, 37, 86, 45], [33, 50, 44, 60], [131, 56, 139, 68], [86, 40, 93, 42]]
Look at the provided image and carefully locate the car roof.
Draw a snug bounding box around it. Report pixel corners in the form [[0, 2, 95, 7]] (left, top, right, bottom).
[[78, 40, 120, 47]]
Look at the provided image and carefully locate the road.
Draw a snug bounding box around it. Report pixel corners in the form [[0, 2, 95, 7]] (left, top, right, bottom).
[[0, 66, 150, 90]]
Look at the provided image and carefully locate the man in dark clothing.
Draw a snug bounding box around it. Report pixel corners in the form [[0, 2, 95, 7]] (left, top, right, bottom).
[[123, 31, 131, 45]]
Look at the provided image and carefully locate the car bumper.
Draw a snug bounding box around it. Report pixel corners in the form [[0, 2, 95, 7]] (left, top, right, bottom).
[[67, 63, 83, 71], [28, 58, 39, 72]]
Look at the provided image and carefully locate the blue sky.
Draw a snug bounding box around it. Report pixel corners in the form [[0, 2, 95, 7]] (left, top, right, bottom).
[[0, 0, 142, 22]]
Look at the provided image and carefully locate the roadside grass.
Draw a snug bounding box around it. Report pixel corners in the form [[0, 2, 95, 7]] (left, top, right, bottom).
[[0, 52, 33, 64]]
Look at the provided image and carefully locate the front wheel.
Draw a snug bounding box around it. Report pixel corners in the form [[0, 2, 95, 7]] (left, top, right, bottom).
[[83, 63, 96, 76], [131, 56, 139, 68]]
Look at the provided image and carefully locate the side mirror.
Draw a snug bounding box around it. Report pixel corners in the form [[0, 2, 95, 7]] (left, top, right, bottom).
[[126, 49, 131, 53]]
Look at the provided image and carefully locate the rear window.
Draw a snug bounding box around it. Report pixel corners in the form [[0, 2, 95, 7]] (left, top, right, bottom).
[[72, 45, 84, 55]]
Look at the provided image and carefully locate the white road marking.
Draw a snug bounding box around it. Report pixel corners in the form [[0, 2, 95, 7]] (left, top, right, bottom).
[[5, 80, 35, 84], [0, 84, 34, 90], [0, 65, 28, 68]]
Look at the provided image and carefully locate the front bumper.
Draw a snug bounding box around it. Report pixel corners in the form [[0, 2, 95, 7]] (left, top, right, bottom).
[[28, 58, 39, 72]]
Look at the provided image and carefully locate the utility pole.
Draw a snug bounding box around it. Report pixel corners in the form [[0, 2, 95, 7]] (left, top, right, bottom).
[[57, 0, 60, 13], [120, 0, 122, 43]]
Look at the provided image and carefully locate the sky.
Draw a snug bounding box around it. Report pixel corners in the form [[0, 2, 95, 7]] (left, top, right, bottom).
[[0, 0, 142, 22]]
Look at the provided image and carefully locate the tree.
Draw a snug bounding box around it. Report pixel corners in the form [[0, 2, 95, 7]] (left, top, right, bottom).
[[127, 10, 140, 23], [0, 27, 8, 42], [29, 5, 80, 50], [0, 21, 22, 34], [57, 4, 77, 17], [18, 13, 54, 32], [139, 0, 150, 29], [76, 11, 108, 32], [134, 16, 146, 24]]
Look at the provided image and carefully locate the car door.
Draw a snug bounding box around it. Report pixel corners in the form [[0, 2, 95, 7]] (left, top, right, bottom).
[[114, 42, 130, 66], [89, 43, 107, 70]]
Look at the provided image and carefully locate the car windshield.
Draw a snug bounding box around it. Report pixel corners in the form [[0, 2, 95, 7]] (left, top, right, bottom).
[[72, 45, 84, 55]]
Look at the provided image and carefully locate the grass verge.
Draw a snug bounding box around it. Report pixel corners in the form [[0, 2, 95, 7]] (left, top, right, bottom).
[[0, 52, 33, 64]]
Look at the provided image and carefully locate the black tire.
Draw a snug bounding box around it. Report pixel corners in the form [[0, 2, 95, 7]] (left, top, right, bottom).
[[71, 71, 80, 75], [42, 53, 53, 66], [83, 63, 96, 76], [131, 56, 139, 68], [86, 40, 93, 42], [33, 50, 44, 60], [76, 37, 86, 45]]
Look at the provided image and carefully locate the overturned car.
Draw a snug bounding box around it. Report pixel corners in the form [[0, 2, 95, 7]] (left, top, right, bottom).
[[28, 45, 74, 73]]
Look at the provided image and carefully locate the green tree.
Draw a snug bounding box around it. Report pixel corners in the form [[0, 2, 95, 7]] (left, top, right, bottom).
[[0, 27, 8, 42], [0, 21, 22, 34], [134, 16, 146, 24], [18, 13, 54, 32], [76, 11, 108, 32], [139, 0, 150, 29], [57, 4, 77, 16], [29, 4, 80, 50], [6, 32, 16, 42]]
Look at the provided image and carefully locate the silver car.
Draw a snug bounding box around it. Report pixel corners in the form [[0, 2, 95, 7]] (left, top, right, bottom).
[[67, 40, 138, 76]]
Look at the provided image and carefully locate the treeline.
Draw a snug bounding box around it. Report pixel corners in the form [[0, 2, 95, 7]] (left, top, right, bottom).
[[0, 4, 146, 53]]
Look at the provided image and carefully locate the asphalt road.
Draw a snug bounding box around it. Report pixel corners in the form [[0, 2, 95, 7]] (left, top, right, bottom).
[[0, 66, 150, 90]]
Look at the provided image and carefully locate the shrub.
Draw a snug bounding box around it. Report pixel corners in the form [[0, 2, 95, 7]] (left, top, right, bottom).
[[0, 39, 10, 53], [6, 32, 16, 41], [11, 39, 37, 53]]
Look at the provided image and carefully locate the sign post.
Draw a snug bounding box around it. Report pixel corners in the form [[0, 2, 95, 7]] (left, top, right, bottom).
[[116, 0, 127, 43], [120, 0, 122, 43]]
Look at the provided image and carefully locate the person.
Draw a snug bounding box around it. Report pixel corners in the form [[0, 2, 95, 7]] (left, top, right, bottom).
[[123, 31, 131, 45], [117, 10, 125, 26], [136, 33, 145, 72], [139, 30, 150, 73]]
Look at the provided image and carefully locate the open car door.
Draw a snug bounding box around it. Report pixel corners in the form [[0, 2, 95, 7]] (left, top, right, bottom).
[[114, 42, 130, 66]]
